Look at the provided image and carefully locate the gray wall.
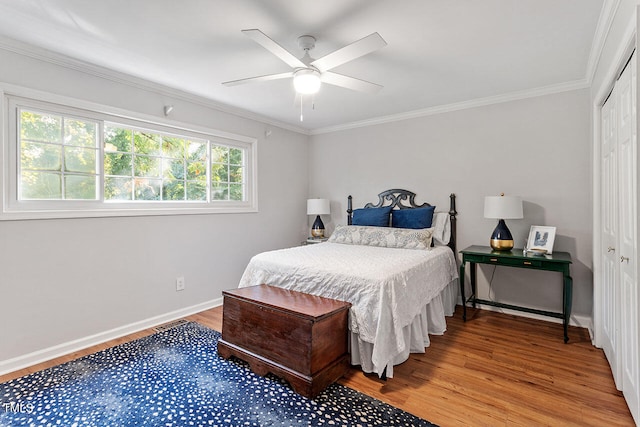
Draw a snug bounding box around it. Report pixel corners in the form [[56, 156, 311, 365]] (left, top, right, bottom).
[[0, 48, 309, 363], [309, 88, 593, 324], [0, 37, 598, 366]]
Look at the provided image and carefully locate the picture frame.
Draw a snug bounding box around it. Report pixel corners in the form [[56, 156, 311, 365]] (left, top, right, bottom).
[[526, 225, 556, 254]]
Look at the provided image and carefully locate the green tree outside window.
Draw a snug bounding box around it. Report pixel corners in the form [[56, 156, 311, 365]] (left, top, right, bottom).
[[19, 109, 246, 204]]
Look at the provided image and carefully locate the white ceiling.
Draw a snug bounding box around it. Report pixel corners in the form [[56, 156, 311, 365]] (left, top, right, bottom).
[[0, 0, 606, 133]]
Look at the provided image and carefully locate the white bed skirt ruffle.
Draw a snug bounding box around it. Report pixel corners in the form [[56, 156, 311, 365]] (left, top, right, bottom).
[[348, 278, 458, 378]]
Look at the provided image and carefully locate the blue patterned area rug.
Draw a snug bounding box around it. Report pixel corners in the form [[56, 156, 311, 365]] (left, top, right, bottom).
[[1, 322, 436, 426]]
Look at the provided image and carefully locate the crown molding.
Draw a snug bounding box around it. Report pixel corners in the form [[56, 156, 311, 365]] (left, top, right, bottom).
[[585, 0, 622, 85], [0, 36, 309, 135], [0, 19, 605, 138], [310, 79, 590, 135]]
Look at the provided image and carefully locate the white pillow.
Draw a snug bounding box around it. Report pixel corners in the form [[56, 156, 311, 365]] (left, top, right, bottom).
[[432, 212, 451, 246], [328, 225, 434, 250]]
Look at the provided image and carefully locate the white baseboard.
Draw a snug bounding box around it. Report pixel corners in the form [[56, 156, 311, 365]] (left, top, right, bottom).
[[0, 298, 223, 377], [468, 302, 593, 336]]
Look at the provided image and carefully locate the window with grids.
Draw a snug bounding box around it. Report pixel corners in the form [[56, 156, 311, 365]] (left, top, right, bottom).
[[19, 110, 99, 200], [102, 124, 211, 202], [4, 96, 255, 218]]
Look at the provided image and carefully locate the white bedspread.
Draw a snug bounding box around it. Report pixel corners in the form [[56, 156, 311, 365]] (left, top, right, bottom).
[[238, 242, 458, 374]]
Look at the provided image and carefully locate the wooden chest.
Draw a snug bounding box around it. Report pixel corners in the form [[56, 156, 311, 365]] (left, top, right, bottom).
[[218, 284, 351, 398]]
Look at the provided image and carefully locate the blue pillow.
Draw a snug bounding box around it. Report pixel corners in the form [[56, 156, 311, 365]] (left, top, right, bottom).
[[391, 206, 436, 229], [352, 206, 392, 227]]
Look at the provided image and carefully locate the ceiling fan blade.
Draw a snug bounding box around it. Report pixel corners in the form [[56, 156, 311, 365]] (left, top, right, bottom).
[[311, 32, 387, 72], [321, 72, 383, 94], [242, 29, 306, 69], [222, 72, 293, 87]]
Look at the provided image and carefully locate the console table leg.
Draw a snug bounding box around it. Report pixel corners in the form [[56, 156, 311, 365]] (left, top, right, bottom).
[[460, 262, 467, 321], [470, 262, 477, 309], [563, 273, 573, 343]]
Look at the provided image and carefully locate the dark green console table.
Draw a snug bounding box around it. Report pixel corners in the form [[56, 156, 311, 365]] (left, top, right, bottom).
[[459, 245, 573, 343]]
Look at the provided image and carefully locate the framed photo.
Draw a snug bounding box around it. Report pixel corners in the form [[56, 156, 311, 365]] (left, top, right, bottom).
[[526, 226, 556, 254]]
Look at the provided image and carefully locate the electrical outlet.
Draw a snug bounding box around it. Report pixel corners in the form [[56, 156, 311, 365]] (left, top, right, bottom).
[[176, 276, 185, 291]]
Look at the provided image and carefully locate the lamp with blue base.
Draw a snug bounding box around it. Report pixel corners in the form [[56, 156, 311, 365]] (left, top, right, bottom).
[[484, 193, 523, 251], [307, 198, 331, 239]]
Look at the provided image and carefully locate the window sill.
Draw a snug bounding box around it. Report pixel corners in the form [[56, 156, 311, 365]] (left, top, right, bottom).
[[0, 203, 258, 220]]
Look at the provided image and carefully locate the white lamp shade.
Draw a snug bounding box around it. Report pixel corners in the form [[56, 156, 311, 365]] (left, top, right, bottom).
[[484, 195, 523, 219], [307, 198, 330, 215]]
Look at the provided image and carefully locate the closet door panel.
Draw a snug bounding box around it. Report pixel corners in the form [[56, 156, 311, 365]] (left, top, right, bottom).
[[617, 52, 638, 422], [601, 94, 619, 380]]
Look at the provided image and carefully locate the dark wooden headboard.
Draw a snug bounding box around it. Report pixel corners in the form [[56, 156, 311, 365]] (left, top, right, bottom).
[[346, 189, 458, 254]]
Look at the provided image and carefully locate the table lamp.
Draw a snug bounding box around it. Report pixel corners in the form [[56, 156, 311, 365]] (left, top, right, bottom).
[[307, 198, 330, 238], [484, 194, 523, 251]]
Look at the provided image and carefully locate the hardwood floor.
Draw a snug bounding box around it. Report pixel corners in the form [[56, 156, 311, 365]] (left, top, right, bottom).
[[1, 306, 634, 426]]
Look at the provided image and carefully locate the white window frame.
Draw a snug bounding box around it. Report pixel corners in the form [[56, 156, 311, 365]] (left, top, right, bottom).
[[1, 87, 258, 220]]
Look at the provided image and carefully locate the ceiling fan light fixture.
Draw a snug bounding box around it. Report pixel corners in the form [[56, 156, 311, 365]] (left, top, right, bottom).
[[293, 69, 321, 94]]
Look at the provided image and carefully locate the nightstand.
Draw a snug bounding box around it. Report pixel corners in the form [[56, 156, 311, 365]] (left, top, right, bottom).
[[305, 237, 328, 244], [459, 245, 573, 342]]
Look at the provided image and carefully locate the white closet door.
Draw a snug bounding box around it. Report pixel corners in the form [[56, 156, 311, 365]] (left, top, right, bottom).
[[617, 52, 639, 422], [601, 88, 620, 383], [599, 51, 639, 423]]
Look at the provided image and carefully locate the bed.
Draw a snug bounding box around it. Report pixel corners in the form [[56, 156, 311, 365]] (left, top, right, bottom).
[[238, 189, 459, 378]]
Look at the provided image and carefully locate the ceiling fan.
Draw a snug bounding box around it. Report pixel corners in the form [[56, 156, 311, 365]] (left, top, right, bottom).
[[222, 29, 387, 96]]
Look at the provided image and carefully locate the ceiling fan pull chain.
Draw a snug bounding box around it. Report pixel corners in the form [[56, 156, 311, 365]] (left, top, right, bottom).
[[300, 95, 304, 122]]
